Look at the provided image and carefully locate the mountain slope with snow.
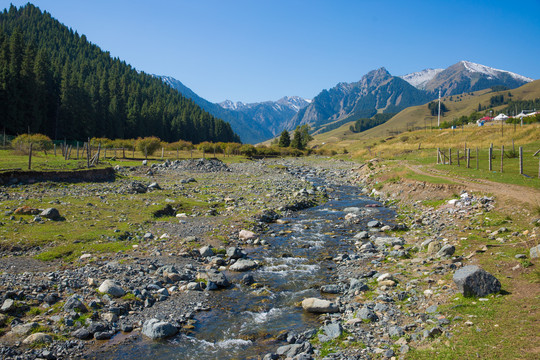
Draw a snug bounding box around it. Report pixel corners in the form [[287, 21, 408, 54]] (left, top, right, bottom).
[[400, 68, 444, 89]]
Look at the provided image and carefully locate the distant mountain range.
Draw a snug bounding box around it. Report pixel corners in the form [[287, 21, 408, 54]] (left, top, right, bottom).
[[159, 76, 310, 144], [287, 61, 533, 134], [160, 61, 533, 143]]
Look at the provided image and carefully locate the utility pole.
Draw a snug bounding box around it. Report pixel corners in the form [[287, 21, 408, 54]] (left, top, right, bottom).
[[437, 89, 441, 128]]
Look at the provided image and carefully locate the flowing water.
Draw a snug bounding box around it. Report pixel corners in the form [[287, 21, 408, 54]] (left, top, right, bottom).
[[111, 175, 395, 359]]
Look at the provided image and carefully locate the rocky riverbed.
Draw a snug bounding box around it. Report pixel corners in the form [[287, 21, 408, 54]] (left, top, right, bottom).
[[0, 157, 537, 360]]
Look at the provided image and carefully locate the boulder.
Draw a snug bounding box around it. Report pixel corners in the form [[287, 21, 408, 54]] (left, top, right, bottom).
[[98, 279, 126, 298], [11, 322, 39, 335], [64, 295, 88, 313], [437, 244, 455, 257], [530, 244, 540, 259], [367, 220, 382, 228], [142, 318, 178, 339], [22, 333, 52, 345], [1, 299, 15, 313], [40, 208, 61, 221], [453, 265, 501, 297], [239, 230, 257, 240], [196, 269, 230, 288], [229, 259, 258, 272], [198, 245, 214, 257], [301, 298, 339, 313], [72, 328, 92, 340], [226, 247, 244, 259], [357, 307, 378, 322]]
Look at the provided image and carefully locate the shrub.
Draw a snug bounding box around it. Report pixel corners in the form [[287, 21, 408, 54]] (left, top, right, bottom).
[[135, 136, 161, 156], [165, 140, 193, 151], [239, 144, 256, 157], [90, 137, 114, 148], [11, 134, 53, 153]]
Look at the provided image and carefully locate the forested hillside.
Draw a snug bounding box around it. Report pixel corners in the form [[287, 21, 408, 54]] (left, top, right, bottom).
[[0, 4, 239, 143]]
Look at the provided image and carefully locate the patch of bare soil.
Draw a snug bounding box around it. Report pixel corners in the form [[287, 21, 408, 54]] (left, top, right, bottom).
[[406, 163, 540, 207]]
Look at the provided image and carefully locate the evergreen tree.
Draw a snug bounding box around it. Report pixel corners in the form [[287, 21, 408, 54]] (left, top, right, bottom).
[[290, 128, 304, 150], [278, 130, 290, 147]]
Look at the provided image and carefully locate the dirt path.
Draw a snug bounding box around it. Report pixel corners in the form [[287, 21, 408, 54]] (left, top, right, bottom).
[[406, 163, 540, 207]]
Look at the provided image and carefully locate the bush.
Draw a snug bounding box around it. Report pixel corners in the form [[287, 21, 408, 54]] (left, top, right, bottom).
[[239, 144, 256, 157], [165, 140, 193, 151], [111, 139, 135, 151], [90, 137, 114, 148], [11, 134, 53, 153], [197, 141, 215, 153], [135, 136, 162, 156]]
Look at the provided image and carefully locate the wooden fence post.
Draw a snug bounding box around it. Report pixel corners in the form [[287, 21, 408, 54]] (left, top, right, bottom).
[[476, 147, 479, 170], [519, 146, 523, 175], [437, 148, 440, 164], [457, 150, 460, 166], [76, 142, 79, 159], [467, 149, 470, 168], [489, 147, 492, 171], [53, 143, 56, 156], [161, 147, 164, 159], [28, 143, 33, 170], [86, 142, 90, 168], [500, 145, 504, 173], [449, 148, 452, 165]]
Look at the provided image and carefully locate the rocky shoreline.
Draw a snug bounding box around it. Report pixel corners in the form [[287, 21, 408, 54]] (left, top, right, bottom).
[[0, 157, 535, 359]]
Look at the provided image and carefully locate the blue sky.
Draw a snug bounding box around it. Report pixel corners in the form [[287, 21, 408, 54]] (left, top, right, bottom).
[[5, 0, 540, 103]]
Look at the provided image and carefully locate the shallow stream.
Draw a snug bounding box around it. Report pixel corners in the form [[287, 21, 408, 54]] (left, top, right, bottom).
[[111, 173, 395, 359]]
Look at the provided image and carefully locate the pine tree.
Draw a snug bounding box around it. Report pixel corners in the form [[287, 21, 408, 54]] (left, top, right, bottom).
[[278, 130, 290, 147], [290, 128, 304, 150]]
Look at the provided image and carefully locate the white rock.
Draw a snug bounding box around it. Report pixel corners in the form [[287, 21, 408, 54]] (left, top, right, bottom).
[[98, 279, 125, 298]]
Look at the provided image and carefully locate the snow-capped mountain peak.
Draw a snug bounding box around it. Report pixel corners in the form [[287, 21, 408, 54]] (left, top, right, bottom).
[[459, 60, 533, 82], [219, 100, 247, 111], [399, 68, 444, 89]]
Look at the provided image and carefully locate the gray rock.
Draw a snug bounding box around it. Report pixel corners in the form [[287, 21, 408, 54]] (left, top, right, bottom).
[[229, 259, 258, 272], [72, 328, 92, 340], [94, 331, 112, 340], [354, 231, 370, 240], [349, 278, 369, 292], [43, 293, 59, 306], [241, 274, 255, 285], [301, 298, 339, 313], [40, 208, 61, 220], [11, 322, 39, 335], [322, 323, 342, 339], [197, 269, 230, 288], [148, 182, 161, 190], [374, 236, 404, 247], [142, 318, 178, 339], [437, 244, 455, 257], [357, 306, 378, 322], [427, 241, 442, 254], [423, 326, 443, 339], [226, 247, 244, 259], [367, 220, 382, 228], [530, 245, 540, 259], [276, 344, 303, 358], [198, 245, 214, 257], [426, 305, 438, 313], [388, 326, 404, 337], [453, 265, 501, 297], [22, 333, 52, 345], [64, 295, 88, 313], [1, 299, 15, 313], [98, 280, 126, 298], [320, 284, 341, 294]]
